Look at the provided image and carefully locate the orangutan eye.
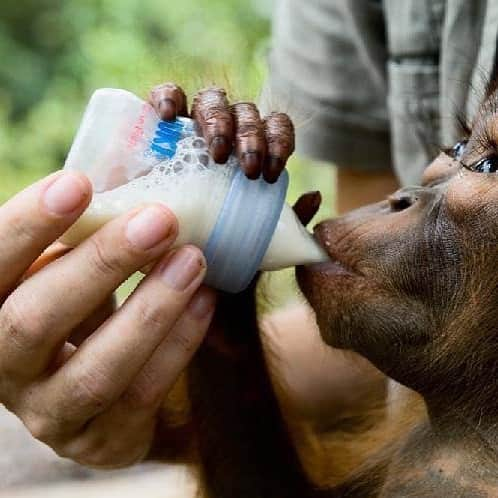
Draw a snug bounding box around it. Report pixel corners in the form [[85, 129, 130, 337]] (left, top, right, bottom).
[[473, 156, 498, 173], [450, 140, 468, 160]]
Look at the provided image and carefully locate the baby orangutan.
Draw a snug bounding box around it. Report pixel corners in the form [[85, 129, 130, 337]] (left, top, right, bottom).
[[147, 82, 498, 497]]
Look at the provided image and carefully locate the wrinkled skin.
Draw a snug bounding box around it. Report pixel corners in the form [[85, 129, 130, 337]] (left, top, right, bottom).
[[294, 96, 498, 495], [149, 83, 295, 183], [297, 146, 497, 415], [183, 88, 498, 497]]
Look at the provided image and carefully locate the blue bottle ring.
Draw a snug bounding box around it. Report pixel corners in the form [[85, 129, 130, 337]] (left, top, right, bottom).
[[203, 168, 289, 293]]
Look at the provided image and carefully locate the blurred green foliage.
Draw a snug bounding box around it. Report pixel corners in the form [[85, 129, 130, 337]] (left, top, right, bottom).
[[1, 0, 271, 176], [1, 0, 334, 304]]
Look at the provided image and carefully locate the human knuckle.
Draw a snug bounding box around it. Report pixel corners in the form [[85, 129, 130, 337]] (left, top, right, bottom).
[[62, 442, 109, 468], [78, 445, 116, 468], [123, 377, 161, 409], [0, 294, 44, 354], [63, 433, 149, 469], [168, 329, 196, 355], [134, 294, 170, 330], [9, 217, 39, 247], [23, 412, 58, 443], [56, 433, 95, 462], [69, 369, 113, 414], [121, 442, 151, 466], [87, 235, 128, 278]]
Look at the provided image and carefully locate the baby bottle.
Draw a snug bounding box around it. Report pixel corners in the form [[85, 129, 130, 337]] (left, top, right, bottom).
[[62, 88, 327, 292]]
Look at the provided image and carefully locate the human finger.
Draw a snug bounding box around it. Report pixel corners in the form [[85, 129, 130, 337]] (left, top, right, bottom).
[[43, 246, 206, 425], [0, 204, 177, 379], [0, 172, 91, 297], [121, 285, 216, 410], [57, 287, 216, 468]]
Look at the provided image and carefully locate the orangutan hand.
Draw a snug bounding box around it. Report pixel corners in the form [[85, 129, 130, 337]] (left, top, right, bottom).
[[148, 82, 295, 183]]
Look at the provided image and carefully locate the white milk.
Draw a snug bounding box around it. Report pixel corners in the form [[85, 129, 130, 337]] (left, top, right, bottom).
[[61, 89, 327, 275]]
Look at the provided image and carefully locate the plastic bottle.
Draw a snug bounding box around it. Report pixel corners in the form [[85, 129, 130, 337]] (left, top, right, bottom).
[[62, 88, 327, 292]]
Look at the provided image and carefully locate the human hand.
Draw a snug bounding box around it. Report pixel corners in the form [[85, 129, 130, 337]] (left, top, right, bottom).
[[0, 171, 216, 468]]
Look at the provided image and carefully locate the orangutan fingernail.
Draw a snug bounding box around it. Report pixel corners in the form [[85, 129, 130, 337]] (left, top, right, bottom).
[[158, 98, 177, 121], [241, 151, 261, 179], [264, 156, 285, 184], [210, 136, 231, 163]]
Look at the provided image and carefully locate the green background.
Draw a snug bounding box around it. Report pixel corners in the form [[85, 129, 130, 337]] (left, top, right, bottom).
[[1, 0, 334, 303]]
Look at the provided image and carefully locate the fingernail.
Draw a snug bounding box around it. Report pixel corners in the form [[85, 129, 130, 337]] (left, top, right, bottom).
[[158, 98, 176, 121], [188, 287, 216, 319], [43, 173, 89, 215], [210, 136, 231, 163], [242, 151, 261, 179], [263, 156, 285, 184], [126, 206, 176, 250], [161, 247, 206, 291]]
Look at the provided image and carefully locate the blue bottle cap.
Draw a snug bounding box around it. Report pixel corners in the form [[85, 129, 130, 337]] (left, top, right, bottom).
[[204, 167, 289, 293]]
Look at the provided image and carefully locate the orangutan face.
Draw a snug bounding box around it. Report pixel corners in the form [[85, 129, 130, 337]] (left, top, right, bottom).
[[297, 93, 498, 402]]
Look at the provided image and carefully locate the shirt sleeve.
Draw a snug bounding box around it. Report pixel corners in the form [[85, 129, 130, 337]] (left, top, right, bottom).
[[261, 0, 392, 171]]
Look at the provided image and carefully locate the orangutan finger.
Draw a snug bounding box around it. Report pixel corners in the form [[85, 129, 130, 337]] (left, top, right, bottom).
[[148, 83, 189, 121], [191, 87, 234, 164], [231, 102, 266, 179], [262, 112, 295, 184], [293, 191, 322, 227]]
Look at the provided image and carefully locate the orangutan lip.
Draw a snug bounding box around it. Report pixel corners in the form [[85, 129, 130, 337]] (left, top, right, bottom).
[[304, 259, 355, 276], [310, 229, 357, 276]]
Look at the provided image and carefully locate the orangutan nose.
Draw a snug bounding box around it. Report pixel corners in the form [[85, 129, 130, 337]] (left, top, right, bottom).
[[387, 187, 426, 212]]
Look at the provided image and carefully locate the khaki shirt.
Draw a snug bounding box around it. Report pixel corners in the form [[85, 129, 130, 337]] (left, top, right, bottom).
[[263, 0, 498, 186]]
